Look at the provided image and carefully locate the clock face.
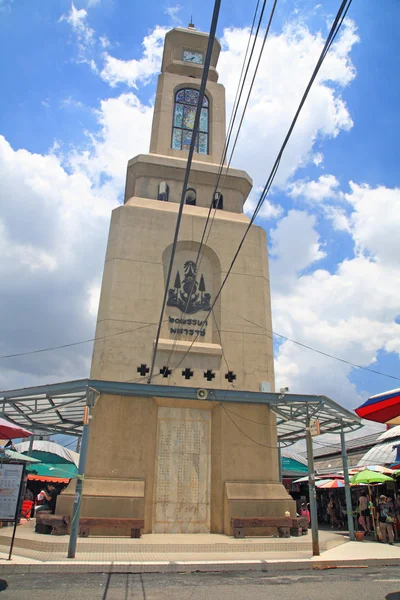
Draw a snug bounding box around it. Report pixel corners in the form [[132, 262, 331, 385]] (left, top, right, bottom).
[[183, 50, 203, 65]]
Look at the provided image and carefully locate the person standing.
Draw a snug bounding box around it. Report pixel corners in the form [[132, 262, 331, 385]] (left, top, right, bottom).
[[377, 494, 395, 545], [359, 491, 371, 534]]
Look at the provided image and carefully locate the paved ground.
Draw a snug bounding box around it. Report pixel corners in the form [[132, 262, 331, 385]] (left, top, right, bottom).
[[2, 567, 400, 599]]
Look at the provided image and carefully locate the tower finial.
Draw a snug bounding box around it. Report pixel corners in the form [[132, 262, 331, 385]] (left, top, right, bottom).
[[188, 16, 195, 29]]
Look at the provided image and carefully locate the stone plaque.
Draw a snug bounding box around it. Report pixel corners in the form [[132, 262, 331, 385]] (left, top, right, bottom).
[[153, 407, 211, 533]]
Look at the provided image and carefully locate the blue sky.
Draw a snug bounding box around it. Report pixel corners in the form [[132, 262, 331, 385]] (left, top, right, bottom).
[[0, 0, 399, 443]]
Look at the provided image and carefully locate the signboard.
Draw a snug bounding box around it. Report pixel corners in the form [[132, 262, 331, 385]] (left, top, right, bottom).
[[0, 463, 24, 521], [309, 419, 321, 437]]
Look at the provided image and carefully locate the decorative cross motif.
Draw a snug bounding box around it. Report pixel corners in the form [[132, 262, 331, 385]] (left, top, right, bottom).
[[204, 370, 215, 382], [225, 371, 236, 383], [182, 368, 194, 380], [159, 366, 172, 378], [137, 364, 149, 377]]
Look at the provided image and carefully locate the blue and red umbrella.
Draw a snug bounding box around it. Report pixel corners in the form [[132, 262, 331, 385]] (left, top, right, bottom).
[[355, 388, 400, 426]]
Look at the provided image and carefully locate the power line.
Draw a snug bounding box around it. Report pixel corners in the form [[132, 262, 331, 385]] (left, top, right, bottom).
[[147, 0, 222, 384], [163, 0, 270, 371], [0, 320, 162, 360], [165, 0, 355, 379], [221, 306, 400, 382]]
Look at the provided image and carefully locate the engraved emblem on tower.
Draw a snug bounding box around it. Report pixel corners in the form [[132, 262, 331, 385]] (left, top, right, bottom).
[[167, 260, 211, 314]]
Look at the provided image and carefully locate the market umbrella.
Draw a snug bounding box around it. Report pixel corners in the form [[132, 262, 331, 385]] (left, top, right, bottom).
[[317, 479, 345, 489], [0, 417, 33, 439], [350, 469, 393, 485], [363, 465, 394, 475], [2, 449, 41, 463], [355, 388, 400, 425]]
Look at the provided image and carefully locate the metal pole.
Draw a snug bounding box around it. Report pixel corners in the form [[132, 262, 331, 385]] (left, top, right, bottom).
[[340, 426, 355, 541], [306, 421, 320, 556], [27, 434, 35, 457], [278, 443, 282, 483], [9, 464, 26, 560], [67, 390, 93, 559]]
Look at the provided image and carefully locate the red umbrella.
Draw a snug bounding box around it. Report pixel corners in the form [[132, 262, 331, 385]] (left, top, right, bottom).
[[0, 417, 33, 439], [355, 388, 400, 425]]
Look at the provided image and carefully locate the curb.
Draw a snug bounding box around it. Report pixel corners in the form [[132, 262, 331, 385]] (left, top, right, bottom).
[[1, 557, 400, 575]]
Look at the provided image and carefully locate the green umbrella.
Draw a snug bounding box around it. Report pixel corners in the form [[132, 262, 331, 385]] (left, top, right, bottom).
[[350, 468, 393, 485]]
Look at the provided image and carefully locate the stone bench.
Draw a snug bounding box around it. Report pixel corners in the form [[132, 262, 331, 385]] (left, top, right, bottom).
[[36, 513, 70, 535], [290, 516, 309, 536], [78, 517, 144, 538], [231, 517, 293, 538]]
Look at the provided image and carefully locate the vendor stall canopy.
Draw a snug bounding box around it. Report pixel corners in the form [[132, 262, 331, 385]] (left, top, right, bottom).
[[0, 379, 362, 447], [13, 440, 79, 482], [357, 426, 400, 467]]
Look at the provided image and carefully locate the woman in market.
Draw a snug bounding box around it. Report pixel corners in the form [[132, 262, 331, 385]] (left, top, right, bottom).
[[376, 494, 395, 545], [358, 491, 372, 534], [328, 495, 342, 528]]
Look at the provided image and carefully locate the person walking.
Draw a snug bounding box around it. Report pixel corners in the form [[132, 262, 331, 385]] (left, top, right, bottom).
[[377, 494, 395, 545]]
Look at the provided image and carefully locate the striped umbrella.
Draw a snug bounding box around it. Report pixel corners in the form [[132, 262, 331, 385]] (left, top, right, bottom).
[[355, 388, 400, 425], [317, 479, 345, 489]]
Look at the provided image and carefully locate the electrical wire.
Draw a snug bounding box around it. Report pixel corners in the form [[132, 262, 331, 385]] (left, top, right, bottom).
[[163, 0, 270, 372], [0, 320, 164, 360], [220, 305, 400, 383], [164, 0, 357, 379], [147, 0, 222, 384]]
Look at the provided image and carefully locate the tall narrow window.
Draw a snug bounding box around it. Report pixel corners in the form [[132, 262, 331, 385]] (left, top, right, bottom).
[[172, 89, 209, 155]]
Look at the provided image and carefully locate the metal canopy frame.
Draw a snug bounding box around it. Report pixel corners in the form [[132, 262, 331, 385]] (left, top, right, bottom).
[[0, 378, 362, 446]]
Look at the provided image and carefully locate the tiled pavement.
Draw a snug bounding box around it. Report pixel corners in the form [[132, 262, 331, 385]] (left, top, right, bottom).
[[0, 520, 399, 574]]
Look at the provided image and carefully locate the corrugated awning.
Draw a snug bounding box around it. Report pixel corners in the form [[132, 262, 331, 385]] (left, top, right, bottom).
[[0, 378, 362, 447]]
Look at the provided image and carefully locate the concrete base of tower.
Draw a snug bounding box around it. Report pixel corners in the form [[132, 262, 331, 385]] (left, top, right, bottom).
[[55, 393, 294, 537]]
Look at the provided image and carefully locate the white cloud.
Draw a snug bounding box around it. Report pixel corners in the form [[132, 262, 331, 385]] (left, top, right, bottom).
[[219, 20, 358, 187], [165, 5, 183, 25], [288, 174, 341, 202], [60, 96, 85, 109], [99, 35, 111, 48], [100, 26, 168, 88], [0, 88, 153, 386], [270, 210, 326, 284], [324, 205, 350, 232], [345, 182, 400, 266], [272, 187, 400, 410], [244, 188, 283, 220], [59, 3, 98, 71], [68, 93, 153, 191], [313, 152, 324, 166]]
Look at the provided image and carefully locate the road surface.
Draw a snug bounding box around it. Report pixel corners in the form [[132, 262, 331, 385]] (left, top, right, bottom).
[[2, 566, 400, 599]]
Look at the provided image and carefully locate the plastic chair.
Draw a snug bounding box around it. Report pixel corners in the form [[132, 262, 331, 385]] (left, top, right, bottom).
[[21, 500, 34, 521]]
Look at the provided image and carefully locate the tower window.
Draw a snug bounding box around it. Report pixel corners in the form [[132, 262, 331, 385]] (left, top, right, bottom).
[[158, 181, 169, 201], [213, 192, 223, 210], [171, 88, 209, 155], [185, 188, 196, 205]]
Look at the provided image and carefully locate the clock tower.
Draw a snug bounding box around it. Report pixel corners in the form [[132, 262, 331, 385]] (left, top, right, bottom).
[[59, 24, 295, 535]]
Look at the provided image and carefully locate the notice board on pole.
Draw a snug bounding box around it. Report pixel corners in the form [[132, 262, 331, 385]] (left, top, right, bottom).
[[0, 463, 24, 521]]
